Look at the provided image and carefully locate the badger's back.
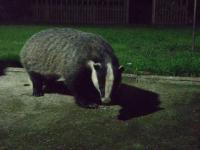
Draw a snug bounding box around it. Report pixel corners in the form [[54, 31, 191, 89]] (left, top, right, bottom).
[[20, 28, 117, 78]]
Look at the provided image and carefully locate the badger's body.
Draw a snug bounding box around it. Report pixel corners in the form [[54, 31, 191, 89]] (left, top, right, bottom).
[[20, 28, 123, 108]]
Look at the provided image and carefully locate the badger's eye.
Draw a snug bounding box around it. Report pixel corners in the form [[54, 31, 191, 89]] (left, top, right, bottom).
[[94, 63, 102, 70]]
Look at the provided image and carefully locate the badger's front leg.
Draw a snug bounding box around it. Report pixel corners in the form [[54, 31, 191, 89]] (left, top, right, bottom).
[[71, 88, 101, 109], [73, 93, 100, 109], [29, 72, 44, 97], [74, 87, 101, 109]]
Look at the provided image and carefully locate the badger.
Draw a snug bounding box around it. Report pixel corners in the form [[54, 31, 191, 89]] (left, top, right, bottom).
[[20, 28, 124, 108]]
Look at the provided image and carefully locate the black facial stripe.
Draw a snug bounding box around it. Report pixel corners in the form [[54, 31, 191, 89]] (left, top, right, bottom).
[[96, 69, 106, 97]]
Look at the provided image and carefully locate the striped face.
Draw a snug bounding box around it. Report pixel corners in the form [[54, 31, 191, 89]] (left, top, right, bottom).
[[88, 60, 120, 104]]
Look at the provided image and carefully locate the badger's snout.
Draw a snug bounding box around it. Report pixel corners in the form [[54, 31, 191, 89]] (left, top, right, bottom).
[[101, 97, 111, 104]]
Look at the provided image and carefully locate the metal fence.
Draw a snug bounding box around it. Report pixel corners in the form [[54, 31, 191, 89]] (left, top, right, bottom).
[[152, 0, 193, 25], [31, 0, 129, 25], [1, 0, 199, 25]]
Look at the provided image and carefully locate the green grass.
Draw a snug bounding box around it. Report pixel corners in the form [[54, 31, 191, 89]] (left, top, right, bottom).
[[0, 25, 200, 76]]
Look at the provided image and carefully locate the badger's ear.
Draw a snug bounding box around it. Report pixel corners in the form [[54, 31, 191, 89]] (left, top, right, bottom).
[[118, 66, 124, 73]]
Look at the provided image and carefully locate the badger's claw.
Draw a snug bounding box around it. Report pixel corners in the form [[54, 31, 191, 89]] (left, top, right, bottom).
[[87, 103, 99, 109], [76, 101, 99, 109], [32, 91, 44, 97]]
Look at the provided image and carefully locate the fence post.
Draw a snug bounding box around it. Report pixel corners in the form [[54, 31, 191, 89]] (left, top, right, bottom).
[[192, 0, 197, 51], [152, 0, 156, 24], [126, 0, 130, 24]]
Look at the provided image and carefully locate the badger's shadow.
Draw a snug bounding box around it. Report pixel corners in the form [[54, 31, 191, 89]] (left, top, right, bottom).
[[0, 61, 6, 76], [44, 81, 162, 121], [0, 60, 22, 76], [111, 83, 162, 120]]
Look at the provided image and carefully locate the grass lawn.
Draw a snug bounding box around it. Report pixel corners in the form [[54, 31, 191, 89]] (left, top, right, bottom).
[[0, 25, 200, 76]]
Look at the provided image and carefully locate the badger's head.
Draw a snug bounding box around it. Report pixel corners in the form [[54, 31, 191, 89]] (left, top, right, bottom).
[[87, 60, 124, 104]]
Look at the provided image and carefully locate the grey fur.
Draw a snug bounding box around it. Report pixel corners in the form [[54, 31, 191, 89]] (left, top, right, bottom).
[[20, 28, 122, 108]]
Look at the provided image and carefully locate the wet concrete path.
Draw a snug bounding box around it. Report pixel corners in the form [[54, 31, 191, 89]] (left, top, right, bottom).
[[0, 68, 200, 150]]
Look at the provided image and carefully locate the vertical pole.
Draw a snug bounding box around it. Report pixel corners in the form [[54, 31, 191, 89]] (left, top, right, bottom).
[[192, 0, 197, 51], [126, 0, 130, 24], [152, 0, 156, 24]]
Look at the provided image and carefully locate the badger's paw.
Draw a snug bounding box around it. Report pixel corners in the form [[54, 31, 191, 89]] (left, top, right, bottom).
[[87, 103, 99, 109], [76, 101, 99, 109], [32, 91, 44, 97]]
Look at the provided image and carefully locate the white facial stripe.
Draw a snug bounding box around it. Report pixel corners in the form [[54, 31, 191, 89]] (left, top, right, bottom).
[[88, 61, 101, 96], [102, 63, 114, 103]]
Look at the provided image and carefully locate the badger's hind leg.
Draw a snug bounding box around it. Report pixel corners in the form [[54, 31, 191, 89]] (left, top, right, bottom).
[[29, 72, 44, 97]]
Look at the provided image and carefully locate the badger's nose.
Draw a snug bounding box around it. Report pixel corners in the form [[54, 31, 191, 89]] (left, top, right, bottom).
[[99, 86, 105, 98], [101, 97, 111, 104]]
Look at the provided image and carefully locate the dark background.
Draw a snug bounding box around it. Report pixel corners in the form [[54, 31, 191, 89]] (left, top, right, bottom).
[[0, 0, 199, 25]]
